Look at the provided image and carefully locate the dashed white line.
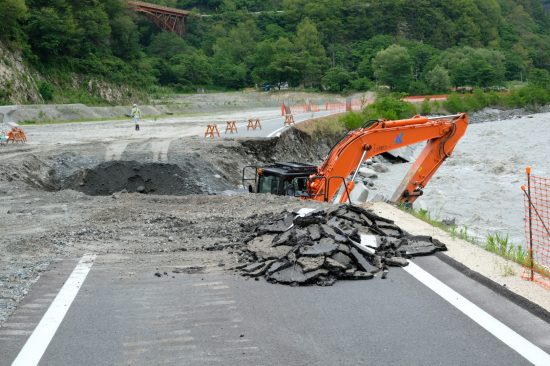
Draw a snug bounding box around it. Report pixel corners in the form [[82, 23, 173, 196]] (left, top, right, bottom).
[[11, 254, 96, 366]]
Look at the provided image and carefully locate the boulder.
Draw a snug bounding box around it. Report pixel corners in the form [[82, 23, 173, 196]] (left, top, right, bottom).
[[357, 167, 378, 179]]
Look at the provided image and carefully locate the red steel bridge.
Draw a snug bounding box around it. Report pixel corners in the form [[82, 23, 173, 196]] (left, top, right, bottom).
[[128, 1, 190, 36]]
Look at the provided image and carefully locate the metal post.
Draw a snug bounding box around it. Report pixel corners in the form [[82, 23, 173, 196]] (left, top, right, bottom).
[[527, 166, 534, 281]]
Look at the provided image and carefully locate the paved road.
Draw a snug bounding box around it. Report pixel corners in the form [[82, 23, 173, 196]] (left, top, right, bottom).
[[1, 253, 548, 365], [2, 111, 550, 365]]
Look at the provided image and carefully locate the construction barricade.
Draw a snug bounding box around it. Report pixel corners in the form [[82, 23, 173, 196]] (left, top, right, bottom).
[[6, 126, 27, 143], [225, 121, 237, 134], [284, 114, 295, 126], [521, 167, 550, 289], [204, 124, 220, 138], [247, 118, 261, 130]]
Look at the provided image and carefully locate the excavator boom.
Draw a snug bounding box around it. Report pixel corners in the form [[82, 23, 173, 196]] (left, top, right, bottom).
[[309, 113, 468, 203]]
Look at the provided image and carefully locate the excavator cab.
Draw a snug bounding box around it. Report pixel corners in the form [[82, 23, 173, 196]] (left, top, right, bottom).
[[243, 162, 318, 197]]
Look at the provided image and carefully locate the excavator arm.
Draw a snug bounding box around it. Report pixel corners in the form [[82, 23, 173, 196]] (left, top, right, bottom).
[[308, 113, 468, 204]]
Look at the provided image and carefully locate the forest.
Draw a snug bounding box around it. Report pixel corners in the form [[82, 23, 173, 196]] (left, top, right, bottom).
[[1, 0, 550, 100]]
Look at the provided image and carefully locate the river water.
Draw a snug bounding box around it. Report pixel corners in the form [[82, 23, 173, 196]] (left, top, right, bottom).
[[372, 112, 550, 244]]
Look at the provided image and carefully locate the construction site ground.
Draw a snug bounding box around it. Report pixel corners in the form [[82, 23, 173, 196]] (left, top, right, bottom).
[[1, 105, 549, 365]]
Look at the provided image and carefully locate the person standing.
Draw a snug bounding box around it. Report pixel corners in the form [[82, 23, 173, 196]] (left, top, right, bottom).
[[131, 103, 141, 131]]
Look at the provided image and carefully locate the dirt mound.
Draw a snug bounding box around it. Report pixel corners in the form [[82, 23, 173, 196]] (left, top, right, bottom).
[[63, 161, 211, 196], [236, 205, 446, 286]]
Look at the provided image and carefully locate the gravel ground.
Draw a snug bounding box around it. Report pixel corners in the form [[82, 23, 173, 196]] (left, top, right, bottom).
[[0, 108, 338, 324]]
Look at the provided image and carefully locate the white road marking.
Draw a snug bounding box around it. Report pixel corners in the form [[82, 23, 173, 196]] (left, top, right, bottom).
[[404, 262, 550, 366], [266, 125, 288, 138], [358, 234, 550, 365], [11, 254, 96, 366], [264, 110, 335, 138]]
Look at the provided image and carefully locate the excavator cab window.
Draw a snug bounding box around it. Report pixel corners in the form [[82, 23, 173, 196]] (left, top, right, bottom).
[[258, 175, 280, 194], [283, 177, 309, 196]]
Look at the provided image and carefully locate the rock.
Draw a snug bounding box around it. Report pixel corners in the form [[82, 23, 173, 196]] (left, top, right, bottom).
[[245, 260, 275, 277], [300, 238, 339, 256], [293, 228, 310, 244], [268, 265, 321, 284], [330, 252, 352, 268], [349, 182, 369, 203], [325, 258, 347, 271], [405, 235, 446, 256], [349, 248, 378, 273], [294, 214, 325, 227], [376, 224, 402, 237], [297, 257, 325, 272], [441, 217, 455, 226], [242, 262, 267, 273], [273, 230, 292, 246], [347, 271, 374, 280], [137, 185, 146, 193], [248, 235, 292, 259], [257, 221, 291, 234], [307, 224, 322, 241], [267, 260, 292, 275], [357, 167, 378, 179], [385, 257, 409, 267], [386, 146, 416, 162], [337, 244, 351, 254], [320, 224, 347, 243], [371, 162, 389, 173]]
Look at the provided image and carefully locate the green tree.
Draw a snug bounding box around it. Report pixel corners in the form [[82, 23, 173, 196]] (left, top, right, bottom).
[[425, 66, 451, 92], [321, 66, 352, 92], [0, 0, 27, 40], [437, 47, 506, 87], [25, 6, 81, 60], [170, 51, 212, 86], [294, 18, 327, 87], [372, 44, 412, 92]]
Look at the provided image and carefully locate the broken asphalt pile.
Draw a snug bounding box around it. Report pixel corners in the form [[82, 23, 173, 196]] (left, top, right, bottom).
[[236, 205, 446, 286]]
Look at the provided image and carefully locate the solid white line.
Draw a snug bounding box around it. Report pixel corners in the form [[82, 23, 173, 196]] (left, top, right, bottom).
[[404, 262, 550, 366], [265, 111, 336, 138], [11, 254, 97, 366], [358, 234, 550, 364], [266, 125, 288, 138]]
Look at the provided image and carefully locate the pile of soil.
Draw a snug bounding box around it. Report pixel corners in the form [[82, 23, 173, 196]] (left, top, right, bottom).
[[236, 204, 446, 286], [63, 160, 215, 196]]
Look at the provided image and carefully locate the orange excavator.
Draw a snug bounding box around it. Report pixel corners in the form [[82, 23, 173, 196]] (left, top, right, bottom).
[[243, 113, 468, 204]]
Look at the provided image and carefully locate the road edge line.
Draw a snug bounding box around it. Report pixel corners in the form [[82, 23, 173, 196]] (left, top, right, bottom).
[[404, 261, 550, 366], [11, 253, 97, 366]]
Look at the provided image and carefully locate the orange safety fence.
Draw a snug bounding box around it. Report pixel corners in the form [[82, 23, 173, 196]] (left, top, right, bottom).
[[282, 99, 363, 116], [522, 167, 550, 289]]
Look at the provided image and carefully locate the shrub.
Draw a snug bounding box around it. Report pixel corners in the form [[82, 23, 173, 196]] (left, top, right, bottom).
[[420, 98, 432, 115], [38, 80, 54, 102], [363, 95, 417, 120], [339, 112, 364, 130], [443, 94, 466, 113]]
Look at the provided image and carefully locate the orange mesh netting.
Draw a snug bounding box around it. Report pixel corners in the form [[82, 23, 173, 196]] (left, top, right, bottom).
[[522, 169, 550, 289]]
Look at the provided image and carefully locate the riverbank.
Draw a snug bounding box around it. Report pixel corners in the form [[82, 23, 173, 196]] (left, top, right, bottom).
[[369, 202, 550, 313], [469, 104, 550, 123]]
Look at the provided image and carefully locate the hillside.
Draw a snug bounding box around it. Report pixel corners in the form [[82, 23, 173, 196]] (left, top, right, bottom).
[[0, 0, 549, 104]]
